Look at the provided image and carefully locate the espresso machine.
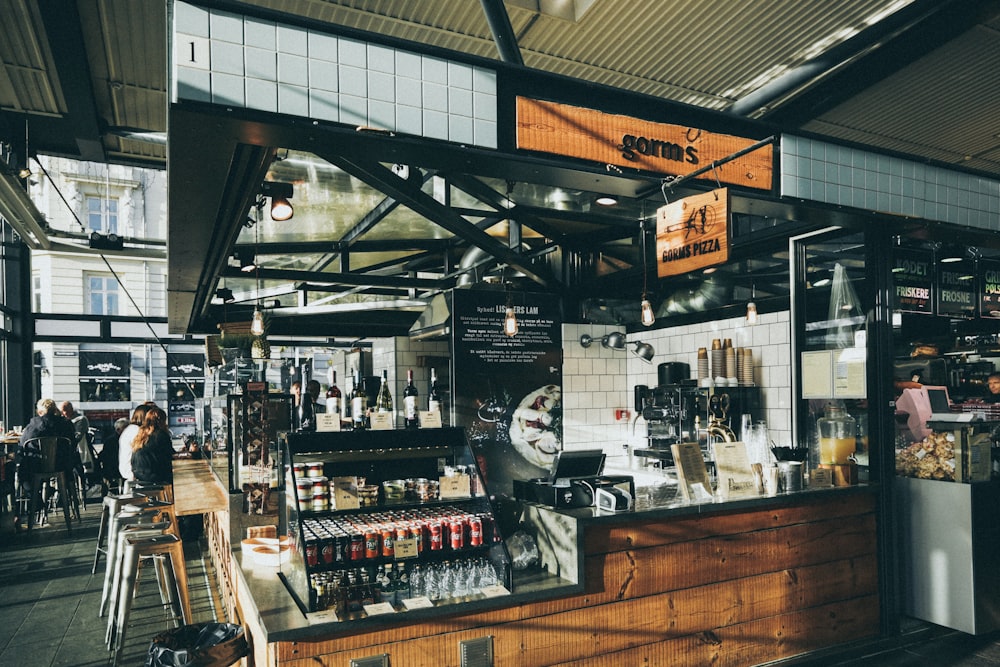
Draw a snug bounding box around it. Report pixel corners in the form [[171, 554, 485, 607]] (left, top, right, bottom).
[[632, 382, 711, 467]]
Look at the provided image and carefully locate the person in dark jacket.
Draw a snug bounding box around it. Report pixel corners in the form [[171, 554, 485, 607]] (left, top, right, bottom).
[[130, 406, 174, 484], [15, 398, 79, 530]]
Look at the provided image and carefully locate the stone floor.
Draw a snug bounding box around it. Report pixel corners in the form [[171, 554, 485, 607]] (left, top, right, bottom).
[[0, 492, 223, 667]]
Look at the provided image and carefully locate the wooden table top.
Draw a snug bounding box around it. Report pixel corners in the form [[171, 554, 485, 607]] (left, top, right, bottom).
[[172, 458, 229, 516]]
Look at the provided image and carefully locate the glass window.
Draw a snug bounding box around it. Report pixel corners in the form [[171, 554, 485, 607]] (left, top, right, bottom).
[[32, 272, 41, 312], [86, 274, 119, 315], [85, 195, 118, 234]]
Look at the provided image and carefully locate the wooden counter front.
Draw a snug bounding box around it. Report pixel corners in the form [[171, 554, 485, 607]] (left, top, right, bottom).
[[173, 458, 229, 516], [225, 486, 880, 666]]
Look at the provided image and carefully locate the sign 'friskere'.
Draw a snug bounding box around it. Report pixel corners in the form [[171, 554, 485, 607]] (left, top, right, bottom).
[[656, 188, 730, 277]]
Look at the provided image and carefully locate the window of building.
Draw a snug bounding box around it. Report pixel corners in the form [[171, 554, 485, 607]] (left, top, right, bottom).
[[32, 272, 42, 312], [85, 195, 118, 235], [86, 274, 119, 315]]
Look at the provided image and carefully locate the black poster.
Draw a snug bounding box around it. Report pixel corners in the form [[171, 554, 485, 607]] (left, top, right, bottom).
[[980, 259, 1000, 319], [78, 351, 130, 379], [937, 260, 976, 317], [892, 248, 933, 314], [451, 289, 562, 496], [167, 352, 206, 379]]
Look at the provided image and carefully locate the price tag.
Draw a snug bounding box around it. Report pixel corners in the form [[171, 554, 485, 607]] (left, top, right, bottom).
[[419, 410, 442, 428], [307, 609, 339, 624], [438, 474, 471, 499], [810, 468, 834, 488], [370, 412, 394, 430], [479, 584, 510, 598], [330, 476, 360, 510], [393, 537, 418, 559], [363, 602, 396, 616], [401, 596, 434, 610], [316, 413, 341, 432]]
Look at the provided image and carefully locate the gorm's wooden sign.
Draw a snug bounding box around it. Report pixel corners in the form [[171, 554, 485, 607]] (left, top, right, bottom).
[[516, 98, 772, 190], [656, 189, 730, 277]]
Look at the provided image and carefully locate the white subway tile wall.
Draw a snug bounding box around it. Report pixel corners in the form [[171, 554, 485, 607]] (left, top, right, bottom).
[[173, 1, 498, 149], [562, 312, 792, 460], [782, 135, 1000, 231]]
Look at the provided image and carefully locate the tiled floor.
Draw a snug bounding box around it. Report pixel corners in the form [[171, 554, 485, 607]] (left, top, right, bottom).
[[0, 495, 222, 667], [4, 492, 1000, 666]]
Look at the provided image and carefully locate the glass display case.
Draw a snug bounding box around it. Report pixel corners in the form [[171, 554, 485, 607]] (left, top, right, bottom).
[[226, 389, 292, 515], [278, 427, 511, 618]]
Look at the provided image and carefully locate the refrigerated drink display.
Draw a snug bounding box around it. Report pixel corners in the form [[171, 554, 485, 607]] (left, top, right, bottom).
[[280, 428, 511, 618]]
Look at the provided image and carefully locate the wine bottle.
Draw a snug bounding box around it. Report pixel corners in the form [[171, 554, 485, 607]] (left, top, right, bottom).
[[403, 369, 418, 428], [428, 368, 441, 415], [297, 391, 315, 432], [325, 368, 341, 415], [375, 369, 393, 414], [352, 368, 367, 429], [343, 374, 353, 426]]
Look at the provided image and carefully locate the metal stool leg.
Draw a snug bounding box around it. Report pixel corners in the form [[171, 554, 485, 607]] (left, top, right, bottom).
[[109, 534, 188, 665]]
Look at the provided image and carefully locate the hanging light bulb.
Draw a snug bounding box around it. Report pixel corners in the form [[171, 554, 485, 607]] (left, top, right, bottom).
[[250, 307, 265, 336], [503, 305, 519, 337], [745, 284, 758, 325], [638, 216, 655, 327], [640, 296, 655, 327]]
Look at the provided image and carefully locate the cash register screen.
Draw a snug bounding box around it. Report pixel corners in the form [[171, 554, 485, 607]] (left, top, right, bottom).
[[926, 386, 952, 413], [548, 449, 606, 483]]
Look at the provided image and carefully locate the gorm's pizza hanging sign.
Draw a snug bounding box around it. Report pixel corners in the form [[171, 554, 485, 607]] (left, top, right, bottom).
[[656, 189, 730, 277], [516, 98, 772, 190]]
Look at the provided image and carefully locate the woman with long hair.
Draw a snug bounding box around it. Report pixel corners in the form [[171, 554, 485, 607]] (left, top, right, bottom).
[[117, 403, 151, 481], [130, 405, 174, 484]]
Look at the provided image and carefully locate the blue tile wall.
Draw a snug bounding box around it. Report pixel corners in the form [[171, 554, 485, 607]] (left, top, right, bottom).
[[172, 1, 498, 149], [782, 135, 1000, 231]]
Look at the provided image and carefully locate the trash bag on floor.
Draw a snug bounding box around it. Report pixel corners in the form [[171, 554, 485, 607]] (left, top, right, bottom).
[[144, 622, 248, 667]]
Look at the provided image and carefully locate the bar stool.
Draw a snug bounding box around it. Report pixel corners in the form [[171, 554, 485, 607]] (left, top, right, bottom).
[[99, 503, 173, 617], [124, 479, 173, 502], [104, 522, 173, 649], [92, 492, 146, 574], [17, 436, 74, 533], [108, 533, 190, 666]]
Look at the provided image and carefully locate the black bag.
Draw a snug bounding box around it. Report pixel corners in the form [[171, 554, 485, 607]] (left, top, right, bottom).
[[144, 622, 247, 667]]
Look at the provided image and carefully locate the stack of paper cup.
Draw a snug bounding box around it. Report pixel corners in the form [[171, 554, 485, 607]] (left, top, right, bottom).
[[740, 348, 754, 385], [697, 348, 709, 383], [725, 345, 737, 386], [711, 339, 725, 383]]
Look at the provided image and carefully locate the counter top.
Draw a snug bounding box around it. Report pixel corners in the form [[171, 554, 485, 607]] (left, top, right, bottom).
[[173, 458, 229, 516], [231, 482, 878, 645]]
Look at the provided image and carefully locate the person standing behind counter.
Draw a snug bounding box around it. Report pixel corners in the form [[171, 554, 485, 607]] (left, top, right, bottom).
[[982, 374, 1000, 403], [130, 406, 173, 484]]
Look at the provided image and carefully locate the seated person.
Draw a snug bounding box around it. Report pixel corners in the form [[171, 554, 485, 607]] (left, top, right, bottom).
[[15, 398, 79, 529]]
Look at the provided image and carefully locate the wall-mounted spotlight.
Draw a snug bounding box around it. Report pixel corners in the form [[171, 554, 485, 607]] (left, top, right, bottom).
[[239, 251, 257, 273], [631, 341, 655, 364], [261, 181, 294, 221], [602, 331, 626, 350], [215, 287, 235, 304], [89, 231, 124, 251]]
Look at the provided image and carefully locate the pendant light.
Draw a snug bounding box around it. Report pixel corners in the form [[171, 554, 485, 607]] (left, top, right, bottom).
[[503, 280, 518, 337], [745, 284, 758, 326], [639, 215, 655, 326], [249, 205, 265, 336]]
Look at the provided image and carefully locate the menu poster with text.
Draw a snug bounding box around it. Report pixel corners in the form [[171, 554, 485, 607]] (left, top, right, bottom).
[[937, 260, 976, 318], [451, 289, 562, 497], [892, 248, 933, 314], [981, 259, 1000, 319]]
